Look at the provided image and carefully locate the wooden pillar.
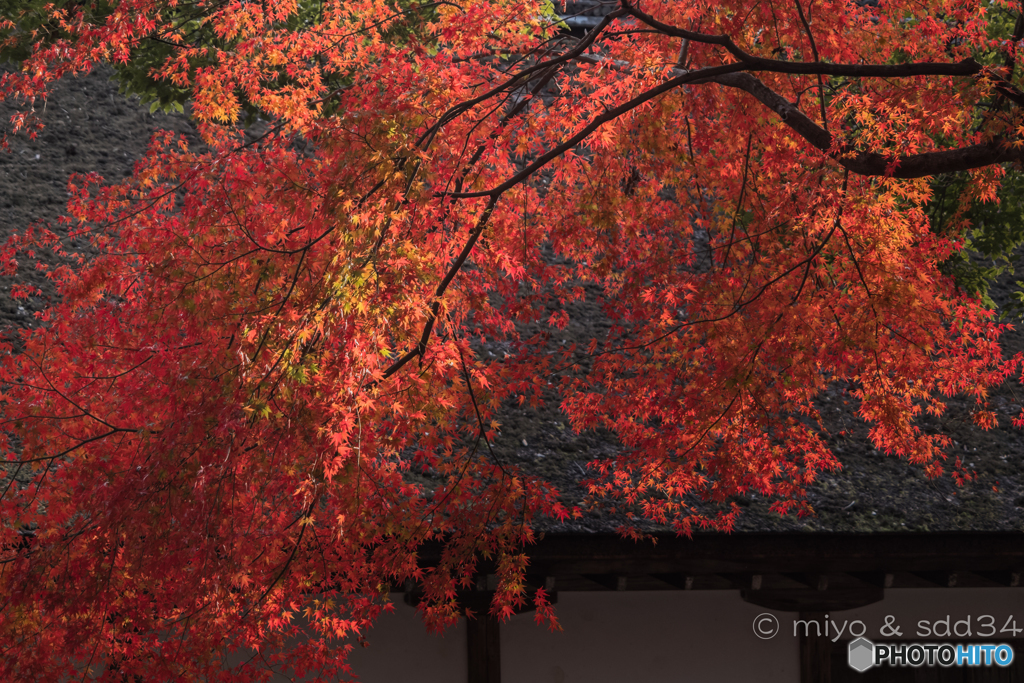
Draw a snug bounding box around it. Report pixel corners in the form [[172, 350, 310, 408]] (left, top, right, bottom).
[[799, 611, 831, 683], [466, 612, 501, 683]]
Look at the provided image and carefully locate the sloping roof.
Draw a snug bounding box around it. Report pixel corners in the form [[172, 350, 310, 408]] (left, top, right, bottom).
[[556, 1, 617, 29], [4, 67, 1024, 538]]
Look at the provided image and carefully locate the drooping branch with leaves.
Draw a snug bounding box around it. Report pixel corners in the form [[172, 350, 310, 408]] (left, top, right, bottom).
[[2, 0, 1024, 679]]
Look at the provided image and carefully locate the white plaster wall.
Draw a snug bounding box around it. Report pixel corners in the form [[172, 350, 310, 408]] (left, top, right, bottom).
[[344, 600, 468, 683], [500, 591, 797, 683], [285, 587, 1024, 682], [347, 591, 797, 683], [245, 600, 468, 683]]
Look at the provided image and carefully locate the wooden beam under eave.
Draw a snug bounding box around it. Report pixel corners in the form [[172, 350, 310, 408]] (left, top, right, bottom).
[[717, 573, 767, 591], [912, 571, 959, 587], [742, 586, 883, 612], [847, 571, 894, 589], [583, 574, 628, 590], [974, 570, 1022, 587], [652, 572, 694, 590], [416, 532, 1024, 577], [784, 573, 829, 591]]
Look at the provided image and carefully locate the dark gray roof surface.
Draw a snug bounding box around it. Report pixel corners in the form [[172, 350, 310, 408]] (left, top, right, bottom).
[[556, 1, 618, 28], [4, 67, 1024, 537]]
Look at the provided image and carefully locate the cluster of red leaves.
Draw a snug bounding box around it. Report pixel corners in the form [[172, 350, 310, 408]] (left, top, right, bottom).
[[2, 0, 1024, 679]]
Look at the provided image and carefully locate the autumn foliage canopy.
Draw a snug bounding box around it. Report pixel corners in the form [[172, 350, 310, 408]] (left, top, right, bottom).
[[3, 0, 1024, 678]]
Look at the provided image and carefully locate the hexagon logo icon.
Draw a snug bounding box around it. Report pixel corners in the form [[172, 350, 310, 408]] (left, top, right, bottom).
[[848, 637, 875, 672]]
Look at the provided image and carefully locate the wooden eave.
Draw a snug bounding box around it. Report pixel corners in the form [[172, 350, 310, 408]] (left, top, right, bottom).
[[409, 532, 1024, 612]]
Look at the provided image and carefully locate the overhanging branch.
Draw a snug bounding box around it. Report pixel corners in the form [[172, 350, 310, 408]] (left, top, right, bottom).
[[616, 0, 1024, 175], [701, 70, 1024, 178], [620, 0, 989, 79]]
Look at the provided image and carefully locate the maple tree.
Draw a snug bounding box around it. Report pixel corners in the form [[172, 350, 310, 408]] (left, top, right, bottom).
[[3, 0, 1024, 679]]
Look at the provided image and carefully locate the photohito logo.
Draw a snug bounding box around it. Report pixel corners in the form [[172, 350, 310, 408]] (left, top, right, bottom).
[[848, 638, 874, 672], [848, 638, 1014, 671]]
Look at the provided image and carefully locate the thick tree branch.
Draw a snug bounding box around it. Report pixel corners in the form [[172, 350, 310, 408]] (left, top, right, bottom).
[[621, 0, 982, 77], [449, 63, 749, 198], [378, 0, 1024, 385], [702, 70, 1024, 178], [620, 0, 1024, 108], [416, 7, 627, 150]]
